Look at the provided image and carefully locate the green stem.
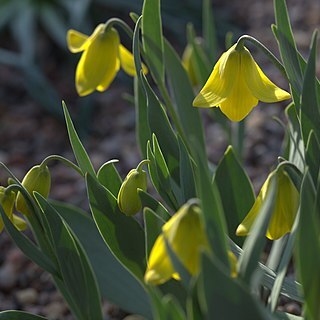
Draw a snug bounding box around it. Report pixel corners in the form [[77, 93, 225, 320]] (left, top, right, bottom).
[[235, 35, 288, 80], [41, 155, 83, 176], [136, 159, 150, 172], [104, 18, 133, 38]]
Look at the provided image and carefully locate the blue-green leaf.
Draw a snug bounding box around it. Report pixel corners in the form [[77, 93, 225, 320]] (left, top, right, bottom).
[[300, 31, 320, 144], [62, 102, 95, 177], [35, 194, 103, 320], [142, 0, 164, 82], [51, 200, 152, 318], [0, 206, 58, 276], [86, 173, 146, 280], [213, 146, 255, 246], [97, 159, 122, 197]]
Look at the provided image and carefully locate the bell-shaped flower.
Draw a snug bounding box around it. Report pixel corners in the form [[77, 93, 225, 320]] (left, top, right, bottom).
[[236, 169, 299, 240], [144, 200, 209, 285], [67, 24, 147, 96], [117, 160, 148, 216], [193, 44, 291, 121], [16, 165, 51, 216], [0, 186, 27, 233]]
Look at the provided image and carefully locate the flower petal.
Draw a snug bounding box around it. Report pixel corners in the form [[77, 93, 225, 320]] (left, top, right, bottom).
[[12, 214, 27, 231], [219, 64, 258, 121], [193, 46, 239, 108], [67, 29, 89, 53], [76, 27, 120, 96], [236, 175, 270, 237], [118, 44, 148, 76], [242, 48, 291, 103], [266, 171, 299, 240], [144, 234, 175, 285]]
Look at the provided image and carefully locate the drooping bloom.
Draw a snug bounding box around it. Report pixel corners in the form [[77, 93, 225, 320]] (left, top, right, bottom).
[[236, 169, 299, 240], [0, 186, 27, 233], [144, 200, 209, 285], [16, 165, 51, 216], [182, 43, 197, 86], [117, 160, 148, 216], [193, 44, 291, 121], [67, 24, 147, 96]]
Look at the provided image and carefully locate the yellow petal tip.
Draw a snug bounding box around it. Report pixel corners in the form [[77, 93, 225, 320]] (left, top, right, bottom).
[[236, 224, 248, 237]]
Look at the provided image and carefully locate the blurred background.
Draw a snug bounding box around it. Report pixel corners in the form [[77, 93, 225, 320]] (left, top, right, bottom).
[[0, 0, 318, 318]]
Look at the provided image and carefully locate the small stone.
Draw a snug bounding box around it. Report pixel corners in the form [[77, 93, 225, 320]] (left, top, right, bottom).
[[0, 264, 17, 291], [284, 302, 301, 316], [16, 288, 38, 305], [42, 301, 68, 319]]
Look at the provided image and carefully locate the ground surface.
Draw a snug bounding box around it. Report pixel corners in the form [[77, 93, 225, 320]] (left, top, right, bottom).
[[0, 0, 319, 319]]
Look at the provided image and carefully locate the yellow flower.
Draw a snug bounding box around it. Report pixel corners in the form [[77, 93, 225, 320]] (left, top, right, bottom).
[[193, 44, 291, 121], [67, 24, 147, 96], [16, 165, 51, 216], [0, 186, 27, 233], [236, 169, 299, 240], [144, 200, 209, 285], [117, 160, 148, 216]]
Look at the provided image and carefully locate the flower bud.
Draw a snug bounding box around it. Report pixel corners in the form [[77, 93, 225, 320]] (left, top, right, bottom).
[[0, 186, 15, 232], [16, 165, 51, 216], [117, 160, 148, 216], [144, 200, 209, 285]]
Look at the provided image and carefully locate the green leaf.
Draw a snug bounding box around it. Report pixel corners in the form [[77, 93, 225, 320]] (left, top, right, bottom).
[[200, 253, 270, 320], [35, 194, 103, 320], [213, 146, 255, 245], [178, 135, 196, 203], [238, 172, 277, 284], [296, 170, 320, 320], [0, 206, 58, 276], [163, 39, 206, 158], [305, 131, 320, 186], [144, 207, 164, 259], [147, 141, 177, 210], [97, 159, 122, 197], [202, 0, 217, 59], [62, 102, 95, 177], [86, 173, 146, 280], [273, 0, 303, 103], [51, 200, 152, 318], [275, 312, 303, 320], [152, 134, 181, 208], [300, 31, 320, 144], [162, 295, 186, 320], [140, 73, 180, 183], [134, 76, 151, 157], [0, 311, 47, 320], [142, 0, 164, 82], [39, 5, 68, 49], [186, 24, 211, 86], [230, 240, 303, 303], [285, 103, 305, 172], [191, 139, 230, 268], [138, 189, 171, 221]]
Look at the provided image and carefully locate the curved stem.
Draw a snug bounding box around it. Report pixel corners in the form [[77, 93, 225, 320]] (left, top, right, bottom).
[[41, 155, 83, 176], [136, 159, 150, 172], [235, 35, 288, 80], [105, 18, 133, 38]]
